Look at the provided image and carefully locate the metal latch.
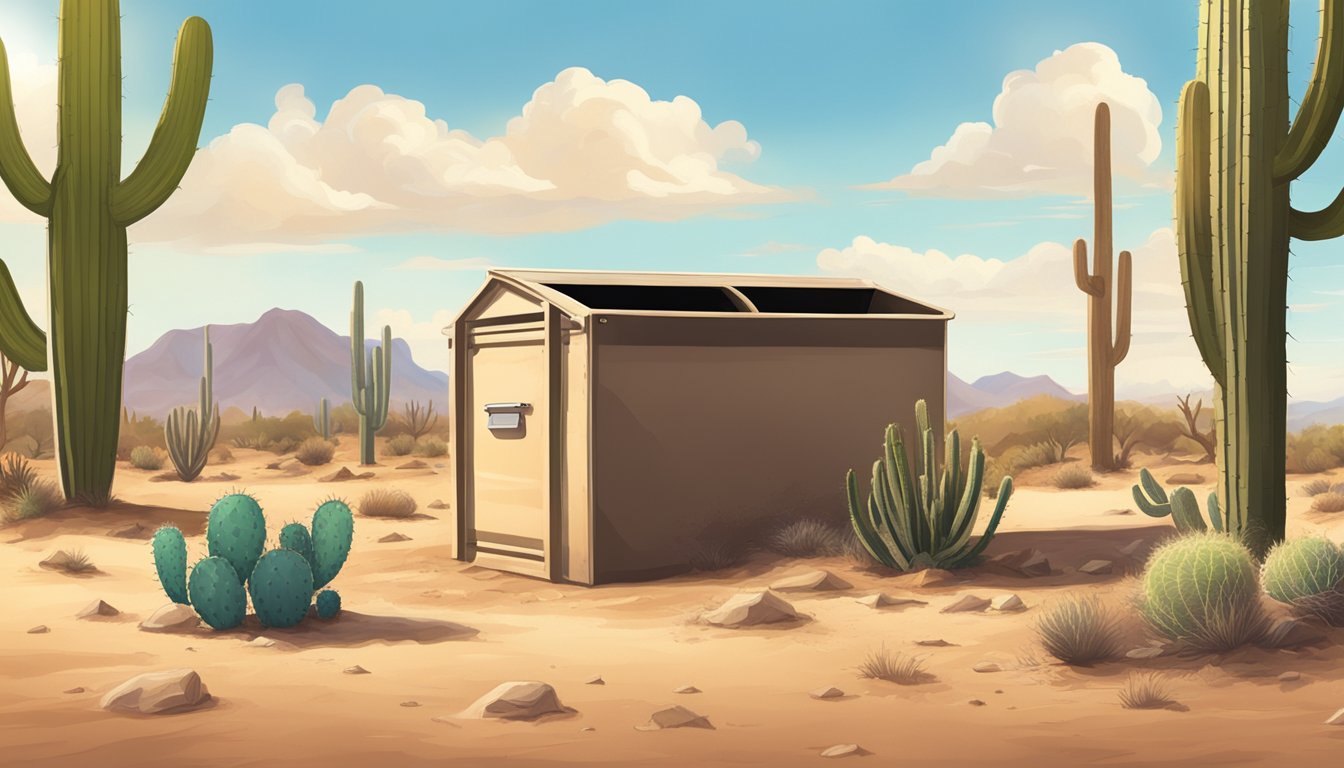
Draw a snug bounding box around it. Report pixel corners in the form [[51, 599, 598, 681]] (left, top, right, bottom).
[[484, 402, 530, 430]]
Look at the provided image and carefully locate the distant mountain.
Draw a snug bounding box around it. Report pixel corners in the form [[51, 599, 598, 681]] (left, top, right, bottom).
[[1288, 396, 1344, 431], [121, 308, 448, 418], [947, 372, 1082, 418]]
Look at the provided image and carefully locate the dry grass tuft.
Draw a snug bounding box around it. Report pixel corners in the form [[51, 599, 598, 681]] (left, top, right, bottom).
[[357, 488, 418, 518], [385, 434, 417, 457], [295, 437, 336, 467], [767, 519, 844, 558], [1052, 465, 1097, 490], [857, 646, 932, 685], [1034, 594, 1125, 666], [1311, 492, 1344, 514], [1118, 673, 1178, 710], [1300, 478, 1331, 497]]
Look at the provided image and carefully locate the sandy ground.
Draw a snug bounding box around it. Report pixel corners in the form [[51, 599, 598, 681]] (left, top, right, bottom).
[[3, 446, 1344, 767]]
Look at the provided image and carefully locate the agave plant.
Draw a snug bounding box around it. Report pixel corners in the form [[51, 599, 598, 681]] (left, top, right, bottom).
[[845, 400, 1013, 570]]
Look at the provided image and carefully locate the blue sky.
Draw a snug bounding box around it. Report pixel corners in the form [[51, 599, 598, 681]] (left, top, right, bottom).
[[3, 1, 1344, 400]]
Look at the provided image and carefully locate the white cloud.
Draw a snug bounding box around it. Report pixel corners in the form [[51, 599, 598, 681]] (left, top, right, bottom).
[[132, 68, 790, 245], [372, 308, 456, 372], [393, 256, 492, 272], [817, 227, 1213, 395], [868, 43, 1168, 199]]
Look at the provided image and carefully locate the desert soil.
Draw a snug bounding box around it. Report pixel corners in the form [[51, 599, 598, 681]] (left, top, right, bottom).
[[2, 447, 1343, 767]]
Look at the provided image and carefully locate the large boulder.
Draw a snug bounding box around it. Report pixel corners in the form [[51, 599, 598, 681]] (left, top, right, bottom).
[[100, 669, 211, 714], [701, 591, 803, 627], [460, 682, 569, 720]]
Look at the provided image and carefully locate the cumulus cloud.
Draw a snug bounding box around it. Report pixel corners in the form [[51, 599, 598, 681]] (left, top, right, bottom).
[[373, 308, 456, 372], [817, 228, 1213, 395], [868, 43, 1168, 199], [133, 68, 789, 244]]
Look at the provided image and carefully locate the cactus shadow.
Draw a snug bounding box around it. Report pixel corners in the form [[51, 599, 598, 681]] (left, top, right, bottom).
[[241, 610, 480, 648]]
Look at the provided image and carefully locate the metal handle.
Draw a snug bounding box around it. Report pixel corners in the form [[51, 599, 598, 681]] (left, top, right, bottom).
[[484, 402, 530, 413]]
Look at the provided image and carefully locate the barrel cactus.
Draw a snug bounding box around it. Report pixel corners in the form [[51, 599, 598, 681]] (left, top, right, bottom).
[[310, 499, 354, 589], [1140, 532, 1268, 651], [316, 589, 342, 620], [248, 549, 315, 629], [187, 556, 247, 630], [206, 492, 266, 583], [279, 522, 314, 565], [151, 526, 189, 604], [1261, 536, 1344, 625]]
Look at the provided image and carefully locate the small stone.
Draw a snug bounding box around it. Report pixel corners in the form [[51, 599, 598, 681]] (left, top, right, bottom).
[[580, 726, 596, 732], [1118, 539, 1148, 558], [673, 685, 701, 694], [379, 532, 412, 543], [856, 593, 926, 609], [994, 690, 1003, 694], [27, 625, 49, 634], [636, 705, 713, 730], [40, 550, 76, 570], [941, 594, 991, 613], [63, 687, 84, 694], [915, 638, 956, 647], [247, 637, 277, 648], [810, 686, 845, 699], [109, 522, 152, 539], [400, 701, 421, 707], [1326, 708, 1344, 726], [969, 699, 986, 706], [461, 681, 568, 720], [985, 548, 1052, 577], [584, 675, 605, 685], [1078, 560, 1114, 576], [397, 459, 430, 470], [991, 594, 1025, 612], [1104, 508, 1135, 516], [100, 669, 210, 714], [820, 744, 862, 758], [1125, 646, 1165, 660], [1279, 671, 1302, 682], [769, 570, 852, 592], [909, 568, 958, 588], [140, 603, 200, 632], [972, 662, 1002, 673], [1166, 472, 1205, 485], [701, 591, 804, 628], [428, 499, 449, 510], [76, 599, 119, 618], [343, 665, 371, 675]]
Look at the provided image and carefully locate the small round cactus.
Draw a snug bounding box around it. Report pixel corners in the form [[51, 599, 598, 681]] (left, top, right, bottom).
[[316, 589, 342, 620], [151, 526, 189, 604], [207, 492, 267, 583], [1140, 532, 1267, 650], [311, 499, 354, 589], [187, 556, 247, 630], [279, 522, 314, 566], [1261, 536, 1344, 624], [248, 549, 314, 629]]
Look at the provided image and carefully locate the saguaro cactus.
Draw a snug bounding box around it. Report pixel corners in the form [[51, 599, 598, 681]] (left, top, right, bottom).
[[1176, 0, 1344, 555], [1072, 102, 1132, 472], [164, 327, 220, 481], [350, 282, 391, 465], [313, 397, 331, 439], [0, 1, 212, 502]]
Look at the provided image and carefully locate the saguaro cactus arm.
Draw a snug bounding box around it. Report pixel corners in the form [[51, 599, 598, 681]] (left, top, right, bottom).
[[1175, 79, 1225, 388], [1071, 240, 1102, 295], [1112, 250, 1132, 365], [0, 260, 46, 372], [1288, 187, 1344, 240], [1275, 0, 1344, 181], [0, 41, 51, 215], [112, 17, 212, 225]]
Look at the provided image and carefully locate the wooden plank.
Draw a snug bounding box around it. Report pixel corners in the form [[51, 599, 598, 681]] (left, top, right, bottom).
[[543, 303, 564, 581], [451, 320, 469, 561]]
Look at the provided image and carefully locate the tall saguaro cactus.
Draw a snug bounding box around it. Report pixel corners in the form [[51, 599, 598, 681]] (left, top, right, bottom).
[[164, 327, 220, 482], [0, 1, 212, 502], [1177, 0, 1344, 555], [1072, 102, 1133, 472], [350, 282, 391, 466]]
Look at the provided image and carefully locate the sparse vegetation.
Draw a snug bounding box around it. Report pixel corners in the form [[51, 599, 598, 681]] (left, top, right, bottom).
[[416, 437, 448, 458], [129, 445, 167, 470], [401, 400, 438, 439], [214, 445, 233, 462], [357, 488, 418, 518], [1034, 594, 1124, 666], [857, 646, 929, 685], [1301, 478, 1331, 497], [222, 411, 317, 454], [1311, 492, 1344, 514], [386, 433, 417, 457], [1118, 673, 1178, 710], [0, 453, 62, 523], [58, 549, 95, 574], [688, 541, 744, 572], [294, 437, 335, 466], [1139, 532, 1270, 652], [1287, 424, 1344, 474], [1052, 465, 1096, 489], [767, 519, 844, 558]]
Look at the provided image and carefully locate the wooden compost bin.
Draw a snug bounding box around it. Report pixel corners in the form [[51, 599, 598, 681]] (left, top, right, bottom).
[[445, 269, 952, 584]]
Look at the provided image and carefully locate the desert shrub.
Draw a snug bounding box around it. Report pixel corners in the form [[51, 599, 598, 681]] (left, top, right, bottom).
[[0, 453, 37, 498], [294, 437, 335, 466], [357, 488, 418, 518], [214, 446, 234, 462], [1260, 536, 1344, 625], [416, 437, 448, 458], [1139, 532, 1270, 652], [266, 436, 300, 455], [688, 541, 744, 572], [59, 549, 95, 573], [1, 478, 63, 522], [1332, 482, 1344, 495], [221, 412, 316, 453], [1051, 465, 1096, 490], [329, 402, 361, 435], [1034, 594, 1124, 666], [385, 434, 417, 457], [1286, 425, 1344, 473], [116, 412, 166, 459], [1119, 673, 1178, 710], [128, 445, 167, 470], [1301, 479, 1331, 497], [1311, 492, 1344, 514], [1004, 442, 1059, 473], [857, 646, 930, 684], [767, 519, 844, 558]]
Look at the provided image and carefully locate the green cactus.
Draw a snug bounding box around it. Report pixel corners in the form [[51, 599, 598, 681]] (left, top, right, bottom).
[[310, 499, 354, 589], [151, 526, 189, 604], [1261, 536, 1344, 624], [165, 327, 221, 482], [316, 589, 342, 620], [845, 399, 1013, 571], [248, 549, 315, 629], [1139, 532, 1268, 651], [279, 522, 314, 565], [1131, 468, 1223, 534], [0, 1, 212, 503], [314, 397, 331, 440], [1176, 1, 1344, 556], [350, 281, 392, 466], [187, 556, 247, 630], [206, 492, 266, 584]]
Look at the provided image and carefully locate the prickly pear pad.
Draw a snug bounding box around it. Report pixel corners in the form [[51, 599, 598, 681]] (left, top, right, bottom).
[[207, 493, 266, 583]]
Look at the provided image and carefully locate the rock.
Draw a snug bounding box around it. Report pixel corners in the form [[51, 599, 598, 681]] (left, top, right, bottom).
[[400, 701, 421, 707], [1279, 671, 1302, 682], [397, 459, 430, 470], [856, 593, 926, 609], [247, 637, 277, 648], [770, 570, 852, 592], [461, 681, 569, 720], [428, 499, 449, 510], [378, 532, 413, 543], [585, 675, 605, 685], [1118, 539, 1149, 558], [1078, 559, 1114, 576], [1125, 646, 1165, 660], [321, 466, 374, 482], [76, 599, 118, 618], [63, 687, 84, 694], [1267, 618, 1330, 648], [820, 744, 863, 758], [809, 686, 844, 700], [109, 523, 152, 539], [701, 591, 804, 627], [991, 594, 1026, 612], [941, 594, 991, 614], [1103, 508, 1135, 516], [908, 568, 958, 588], [1327, 708, 1344, 726], [140, 603, 200, 632], [344, 665, 371, 675], [985, 548, 1052, 577], [972, 662, 1002, 673], [580, 726, 595, 732], [100, 669, 210, 715], [27, 625, 49, 634], [1167, 472, 1205, 485], [915, 638, 956, 647], [673, 685, 701, 694], [635, 705, 713, 731], [969, 699, 986, 706], [39, 551, 78, 571]]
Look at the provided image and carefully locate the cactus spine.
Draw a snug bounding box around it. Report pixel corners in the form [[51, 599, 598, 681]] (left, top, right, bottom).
[[314, 397, 331, 439], [350, 282, 391, 465], [165, 327, 220, 482], [1176, 0, 1344, 555], [1072, 102, 1132, 472], [0, 1, 212, 502]]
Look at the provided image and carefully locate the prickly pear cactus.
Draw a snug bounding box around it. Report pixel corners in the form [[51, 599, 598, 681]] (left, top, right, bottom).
[[1140, 532, 1263, 649], [1261, 536, 1344, 624], [316, 589, 341, 620], [187, 556, 247, 630], [207, 492, 266, 583], [279, 522, 314, 565], [248, 549, 315, 629], [151, 526, 189, 604], [310, 499, 353, 589]]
